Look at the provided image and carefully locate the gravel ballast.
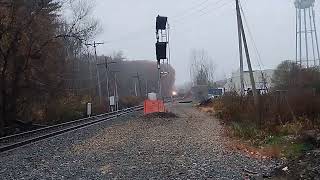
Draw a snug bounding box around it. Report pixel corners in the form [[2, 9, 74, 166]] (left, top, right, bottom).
[[0, 104, 277, 179]]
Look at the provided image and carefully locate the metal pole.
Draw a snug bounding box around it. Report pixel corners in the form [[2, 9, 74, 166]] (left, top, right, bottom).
[[97, 57, 117, 110], [106, 73, 110, 109], [167, 23, 171, 69], [236, 0, 259, 106], [309, 8, 316, 66], [134, 82, 138, 96], [87, 46, 93, 99], [158, 62, 162, 99], [86, 42, 104, 104], [304, 9, 309, 68], [145, 80, 148, 97], [312, 7, 320, 65], [236, 0, 245, 95], [105, 58, 110, 110], [296, 8, 299, 64], [113, 73, 116, 111], [94, 42, 103, 104], [137, 72, 142, 97], [115, 73, 119, 111], [111, 72, 119, 111], [300, 9, 302, 66], [159, 68, 162, 98]]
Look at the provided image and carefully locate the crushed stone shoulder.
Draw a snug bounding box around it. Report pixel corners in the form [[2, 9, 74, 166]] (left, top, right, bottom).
[[0, 104, 277, 179]]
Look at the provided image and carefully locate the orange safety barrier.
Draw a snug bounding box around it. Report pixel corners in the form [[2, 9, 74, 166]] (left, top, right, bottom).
[[144, 100, 165, 115]]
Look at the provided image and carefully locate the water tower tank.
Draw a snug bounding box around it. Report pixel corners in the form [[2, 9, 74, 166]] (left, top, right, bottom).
[[295, 0, 315, 9]]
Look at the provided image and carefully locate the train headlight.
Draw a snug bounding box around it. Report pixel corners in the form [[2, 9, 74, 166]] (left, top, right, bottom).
[[172, 91, 177, 96]]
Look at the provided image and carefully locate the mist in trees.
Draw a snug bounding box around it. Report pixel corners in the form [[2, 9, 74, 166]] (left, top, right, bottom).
[[190, 49, 216, 86], [0, 0, 100, 134], [0, 0, 176, 135], [102, 56, 175, 99]]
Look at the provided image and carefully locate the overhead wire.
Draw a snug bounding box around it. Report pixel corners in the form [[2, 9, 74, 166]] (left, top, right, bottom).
[[169, 0, 233, 35], [172, 0, 211, 18], [240, 2, 270, 90], [239, 2, 265, 70], [55, 0, 238, 92], [104, 0, 231, 44], [195, 0, 233, 20], [106, 0, 213, 43], [26, 2, 234, 93], [171, 0, 212, 21], [172, 0, 231, 24]]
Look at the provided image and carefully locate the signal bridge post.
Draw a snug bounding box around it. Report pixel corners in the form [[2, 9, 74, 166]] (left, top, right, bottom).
[[155, 15, 171, 99]]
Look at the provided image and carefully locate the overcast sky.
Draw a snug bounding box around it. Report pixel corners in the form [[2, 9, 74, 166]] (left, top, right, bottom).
[[92, 0, 320, 85]]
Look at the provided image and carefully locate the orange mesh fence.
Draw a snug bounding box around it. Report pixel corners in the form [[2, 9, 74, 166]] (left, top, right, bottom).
[[144, 100, 165, 115]]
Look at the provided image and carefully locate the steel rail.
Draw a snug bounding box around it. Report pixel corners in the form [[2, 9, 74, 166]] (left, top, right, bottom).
[[0, 105, 143, 153]]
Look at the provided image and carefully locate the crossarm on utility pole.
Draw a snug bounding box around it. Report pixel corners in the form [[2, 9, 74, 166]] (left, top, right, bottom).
[[85, 41, 105, 105]]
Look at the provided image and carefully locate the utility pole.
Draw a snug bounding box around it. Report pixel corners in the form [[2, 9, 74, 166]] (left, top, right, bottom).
[[111, 71, 120, 111], [158, 64, 162, 98], [85, 45, 94, 100], [145, 80, 148, 97], [85, 41, 104, 105], [115, 72, 118, 111], [132, 72, 142, 97], [134, 82, 138, 96], [236, 0, 259, 106], [236, 1, 245, 95], [97, 57, 117, 110], [105, 57, 110, 102], [299, 8, 302, 66], [304, 9, 309, 68]]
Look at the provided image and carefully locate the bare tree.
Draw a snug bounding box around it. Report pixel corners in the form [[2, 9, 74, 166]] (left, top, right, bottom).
[[0, 0, 100, 135], [190, 49, 216, 86]]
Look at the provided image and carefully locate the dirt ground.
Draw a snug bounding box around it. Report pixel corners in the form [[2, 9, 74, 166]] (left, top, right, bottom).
[[71, 103, 276, 179], [0, 103, 279, 179]]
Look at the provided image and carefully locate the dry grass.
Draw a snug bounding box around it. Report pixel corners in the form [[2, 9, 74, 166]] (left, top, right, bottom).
[[205, 91, 320, 159], [212, 91, 320, 131]]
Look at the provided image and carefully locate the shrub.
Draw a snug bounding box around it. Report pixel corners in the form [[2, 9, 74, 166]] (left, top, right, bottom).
[[120, 96, 144, 108], [231, 121, 261, 140]]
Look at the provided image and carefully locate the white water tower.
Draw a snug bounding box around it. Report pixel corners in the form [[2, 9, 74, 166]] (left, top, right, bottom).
[[295, 0, 320, 67]]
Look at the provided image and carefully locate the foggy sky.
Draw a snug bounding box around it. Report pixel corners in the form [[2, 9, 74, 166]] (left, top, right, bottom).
[[92, 0, 320, 85]]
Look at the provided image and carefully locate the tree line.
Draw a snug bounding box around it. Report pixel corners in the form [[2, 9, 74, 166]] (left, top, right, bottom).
[[0, 0, 176, 135]]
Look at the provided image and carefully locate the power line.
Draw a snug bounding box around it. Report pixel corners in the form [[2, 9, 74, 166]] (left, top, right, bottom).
[[104, 0, 231, 44], [172, 0, 211, 18], [171, 0, 233, 30], [239, 2, 265, 70], [171, 0, 212, 21], [197, 0, 233, 18], [239, 2, 269, 91], [106, 0, 213, 43], [172, 0, 231, 24]]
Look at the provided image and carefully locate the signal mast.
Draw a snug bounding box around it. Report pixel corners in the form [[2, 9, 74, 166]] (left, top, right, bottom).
[[155, 15, 170, 98]]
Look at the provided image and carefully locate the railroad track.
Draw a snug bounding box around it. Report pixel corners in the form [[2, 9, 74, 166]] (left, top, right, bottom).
[[0, 105, 143, 153]]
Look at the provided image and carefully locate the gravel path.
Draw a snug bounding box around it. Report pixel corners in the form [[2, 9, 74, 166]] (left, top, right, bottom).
[[0, 104, 276, 179]]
